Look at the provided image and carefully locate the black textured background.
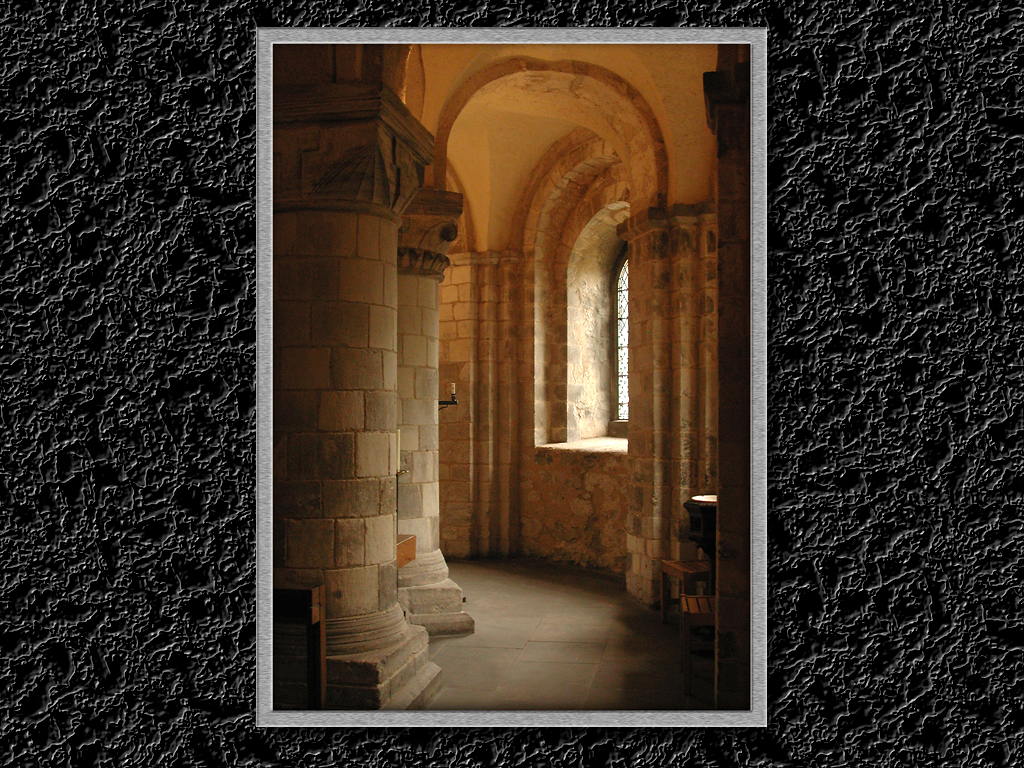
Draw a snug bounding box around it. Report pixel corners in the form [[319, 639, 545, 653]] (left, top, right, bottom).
[[1, 1, 1022, 765]]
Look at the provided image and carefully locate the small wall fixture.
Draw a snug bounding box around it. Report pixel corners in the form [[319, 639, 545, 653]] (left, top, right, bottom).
[[439, 382, 458, 410]]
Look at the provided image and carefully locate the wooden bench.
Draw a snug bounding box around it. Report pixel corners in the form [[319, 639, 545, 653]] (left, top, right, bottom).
[[661, 559, 715, 694]]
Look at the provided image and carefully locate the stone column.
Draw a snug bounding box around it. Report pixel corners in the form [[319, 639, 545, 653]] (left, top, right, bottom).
[[619, 210, 673, 606], [396, 191, 474, 636], [273, 80, 441, 709], [705, 60, 751, 710], [495, 252, 522, 556], [698, 213, 720, 495], [667, 206, 710, 563]]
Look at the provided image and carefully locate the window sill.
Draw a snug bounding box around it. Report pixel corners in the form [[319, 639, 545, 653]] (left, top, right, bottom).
[[538, 437, 628, 455]]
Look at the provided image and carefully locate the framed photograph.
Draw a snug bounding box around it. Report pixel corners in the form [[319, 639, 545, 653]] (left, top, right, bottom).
[[256, 27, 766, 727]]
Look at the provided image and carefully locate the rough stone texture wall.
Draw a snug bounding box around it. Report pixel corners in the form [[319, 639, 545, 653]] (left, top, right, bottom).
[[5, 2, 1024, 766], [520, 445, 630, 573]]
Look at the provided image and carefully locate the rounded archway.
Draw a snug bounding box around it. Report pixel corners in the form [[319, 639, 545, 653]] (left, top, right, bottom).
[[433, 56, 668, 251]]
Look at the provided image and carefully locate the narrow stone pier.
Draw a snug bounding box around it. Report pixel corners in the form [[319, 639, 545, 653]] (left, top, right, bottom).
[[396, 191, 475, 637]]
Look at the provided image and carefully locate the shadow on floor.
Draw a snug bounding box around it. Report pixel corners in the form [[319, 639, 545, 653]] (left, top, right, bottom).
[[424, 558, 715, 711]]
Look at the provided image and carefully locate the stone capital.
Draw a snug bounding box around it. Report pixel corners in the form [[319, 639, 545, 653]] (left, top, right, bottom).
[[398, 189, 464, 257], [274, 82, 434, 217], [397, 248, 450, 281]]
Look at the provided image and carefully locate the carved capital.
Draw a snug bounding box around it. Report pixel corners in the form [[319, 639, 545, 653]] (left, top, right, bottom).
[[274, 82, 434, 216], [668, 203, 717, 252], [398, 190, 464, 257], [397, 248, 450, 281]]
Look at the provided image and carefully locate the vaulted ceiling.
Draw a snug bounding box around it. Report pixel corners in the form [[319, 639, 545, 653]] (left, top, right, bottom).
[[410, 43, 719, 252]]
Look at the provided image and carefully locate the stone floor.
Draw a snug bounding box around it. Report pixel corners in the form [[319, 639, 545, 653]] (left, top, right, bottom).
[[423, 559, 714, 710]]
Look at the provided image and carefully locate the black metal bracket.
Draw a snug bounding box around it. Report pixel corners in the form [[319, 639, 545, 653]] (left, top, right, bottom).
[[438, 396, 458, 410]]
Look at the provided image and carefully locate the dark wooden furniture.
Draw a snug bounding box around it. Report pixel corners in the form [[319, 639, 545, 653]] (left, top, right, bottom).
[[660, 559, 710, 622], [661, 559, 715, 694], [273, 583, 326, 709]]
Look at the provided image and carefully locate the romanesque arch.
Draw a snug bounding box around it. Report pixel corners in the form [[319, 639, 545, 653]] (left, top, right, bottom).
[[432, 57, 668, 222]]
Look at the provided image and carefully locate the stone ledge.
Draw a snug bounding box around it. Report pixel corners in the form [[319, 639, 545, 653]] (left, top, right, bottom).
[[537, 437, 628, 455]]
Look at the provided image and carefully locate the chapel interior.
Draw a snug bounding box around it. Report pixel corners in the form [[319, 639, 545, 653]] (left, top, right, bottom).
[[271, 41, 751, 711]]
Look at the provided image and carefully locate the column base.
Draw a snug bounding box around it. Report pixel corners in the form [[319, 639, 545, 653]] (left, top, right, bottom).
[[407, 611, 476, 637], [398, 578, 476, 637], [324, 622, 441, 709], [396, 549, 450, 588], [384, 660, 443, 710]]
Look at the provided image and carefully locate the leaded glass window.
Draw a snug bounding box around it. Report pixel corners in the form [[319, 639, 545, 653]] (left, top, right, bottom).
[[616, 258, 628, 420]]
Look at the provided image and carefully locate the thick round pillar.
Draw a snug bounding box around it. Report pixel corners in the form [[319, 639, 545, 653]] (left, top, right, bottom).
[[275, 205, 430, 708], [273, 73, 441, 710]]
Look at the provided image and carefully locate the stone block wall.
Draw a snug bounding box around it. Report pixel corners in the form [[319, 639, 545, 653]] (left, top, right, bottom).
[[438, 257, 476, 558], [438, 252, 520, 560], [666, 208, 717, 565], [520, 444, 630, 574], [619, 214, 675, 605], [396, 242, 475, 637], [699, 219, 719, 494]]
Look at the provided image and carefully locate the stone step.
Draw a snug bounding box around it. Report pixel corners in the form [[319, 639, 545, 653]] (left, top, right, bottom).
[[384, 661, 443, 710], [398, 578, 468, 615]]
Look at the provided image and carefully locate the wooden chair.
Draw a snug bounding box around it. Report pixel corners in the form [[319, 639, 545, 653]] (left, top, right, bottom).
[[661, 559, 715, 695]]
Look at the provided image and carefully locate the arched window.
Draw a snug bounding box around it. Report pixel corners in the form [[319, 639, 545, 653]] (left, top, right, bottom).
[[614, 255, 629, 424]]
